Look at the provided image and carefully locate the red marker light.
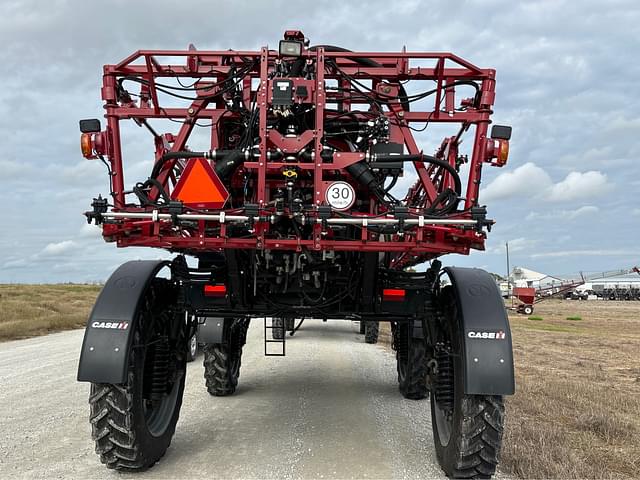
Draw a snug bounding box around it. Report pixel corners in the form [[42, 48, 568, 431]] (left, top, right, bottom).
[[204, 284, 227, 297], [383, 288, 405, 302]]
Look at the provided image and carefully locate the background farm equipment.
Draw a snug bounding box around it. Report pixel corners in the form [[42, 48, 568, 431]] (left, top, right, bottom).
[[76, 31, 514, 478], [508, 266, 640, 314]]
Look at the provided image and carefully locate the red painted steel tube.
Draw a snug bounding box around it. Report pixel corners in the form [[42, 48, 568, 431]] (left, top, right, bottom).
[[88, 40, 505, 261]]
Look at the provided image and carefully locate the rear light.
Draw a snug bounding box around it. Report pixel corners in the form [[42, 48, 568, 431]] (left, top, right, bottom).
[[204, 284, 227, 297], [80, 133, 94, 159], [383, 288, 405, 302], [80, 130, 108, 160], [485, 138, 509, 167], [495, 139, 509, 166]]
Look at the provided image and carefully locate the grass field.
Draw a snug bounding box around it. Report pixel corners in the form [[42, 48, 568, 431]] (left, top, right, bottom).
[[502, 300, 640, 478], [380, 299, 640, 479], [0, 284, 101, 341]]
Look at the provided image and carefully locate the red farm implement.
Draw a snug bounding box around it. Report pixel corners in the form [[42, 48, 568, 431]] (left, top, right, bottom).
[[510, 267, 640, 314], [77, 31, 514, 478]]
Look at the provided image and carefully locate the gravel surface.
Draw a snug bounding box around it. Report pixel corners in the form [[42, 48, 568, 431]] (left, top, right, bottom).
[[0, 320, 472, 479]]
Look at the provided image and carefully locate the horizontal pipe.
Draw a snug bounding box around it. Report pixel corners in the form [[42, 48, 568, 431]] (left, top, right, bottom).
[[319, 218, 476, 226], [101, 211, 476, 226]]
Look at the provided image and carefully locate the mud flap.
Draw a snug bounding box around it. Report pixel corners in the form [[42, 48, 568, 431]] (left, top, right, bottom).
[[77, 260, 170, 384], [197, 317, 227, 344], [445, 267, 515, 395]]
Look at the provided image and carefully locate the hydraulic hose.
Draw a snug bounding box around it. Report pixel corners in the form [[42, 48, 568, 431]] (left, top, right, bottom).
[[151, 151, 208, 179], [291, 45, 411, 111], [151, 149, 255, 181], [372, 154, 462, 196], [214, 150, 246, 180]]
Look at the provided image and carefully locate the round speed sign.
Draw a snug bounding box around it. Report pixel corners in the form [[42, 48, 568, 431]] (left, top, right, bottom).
[[325, 181, 356, 211]]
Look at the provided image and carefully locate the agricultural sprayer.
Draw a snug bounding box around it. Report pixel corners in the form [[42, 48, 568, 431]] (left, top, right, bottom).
[[77, 31, 514, 478]]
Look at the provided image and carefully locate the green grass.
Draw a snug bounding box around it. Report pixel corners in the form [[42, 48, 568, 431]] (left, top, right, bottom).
[[519, 323, 582, 333], [528, 316, 544, 321]]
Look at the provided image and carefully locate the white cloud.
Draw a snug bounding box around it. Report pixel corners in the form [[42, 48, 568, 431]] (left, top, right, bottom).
[[1, 258, 29, 269], [486, 236, 537, 254], [481, 162, 611, 203], [0, 159, 36, 179], [546, 171, 610, 201], [531, 249, 640, 259], [481, 163, 551, 202], [40, 240, 77, 257], [79, 223, 102, 238], [526, 205, 599, 221]]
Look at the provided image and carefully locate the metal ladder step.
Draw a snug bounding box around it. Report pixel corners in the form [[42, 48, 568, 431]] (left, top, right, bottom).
[[264, 317, 285, 356]]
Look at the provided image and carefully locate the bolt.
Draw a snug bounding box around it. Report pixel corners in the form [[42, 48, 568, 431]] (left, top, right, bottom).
[[474, 357, 479, 363], [500, 358, 505, 363], [89, 347, 94, 352], [188, 108, 194, 115], [398, 111, 404, 118], [115, 347, 120, 352]]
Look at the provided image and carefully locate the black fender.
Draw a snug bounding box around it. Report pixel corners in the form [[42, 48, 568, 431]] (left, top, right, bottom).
[[444, 267, 515, 395], [77, 260, 170, 384]]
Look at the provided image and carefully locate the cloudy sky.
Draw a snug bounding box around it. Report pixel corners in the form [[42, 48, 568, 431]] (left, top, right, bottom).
[[1, 0, 639, 283]]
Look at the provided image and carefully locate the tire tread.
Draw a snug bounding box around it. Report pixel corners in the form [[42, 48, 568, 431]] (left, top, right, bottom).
[[89, 374, 142, 470], [398, 339, 428, 400], [441, 395, 505, 479], [203, 344, 241, 396], [364, 321, 379, 344]]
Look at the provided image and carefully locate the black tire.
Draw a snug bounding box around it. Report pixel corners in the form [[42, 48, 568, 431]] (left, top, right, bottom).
[[285, 318, 295, 331], [432, 393, 505, 479], [431, 287, 505, 478], [364, 321, 379, 344], [89, 279, 186, 471], [359, 321, 366, 334], [186, 333, 198, 362], [395, 323, 428, 399], [203, 343, 242, 396], [522, 305, 533, 315], [272, 317, 284, 339]]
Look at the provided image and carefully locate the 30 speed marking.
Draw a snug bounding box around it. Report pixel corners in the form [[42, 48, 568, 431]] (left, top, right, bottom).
[[325, 181, 355, 211]]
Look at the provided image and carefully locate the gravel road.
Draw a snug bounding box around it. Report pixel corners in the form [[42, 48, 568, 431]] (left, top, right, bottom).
[[0, 321, 452, 479]]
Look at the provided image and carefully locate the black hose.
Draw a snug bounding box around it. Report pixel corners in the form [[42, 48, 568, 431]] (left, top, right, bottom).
[[151, 149, 254, 181], [372, 154, 462, 196], [214, 150, 245, 180], [150, 151, 208, 179], [290, 45, 410, 111]]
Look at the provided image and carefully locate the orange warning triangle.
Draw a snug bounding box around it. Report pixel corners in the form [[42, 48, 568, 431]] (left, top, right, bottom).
[[171, 157, 229, 209]]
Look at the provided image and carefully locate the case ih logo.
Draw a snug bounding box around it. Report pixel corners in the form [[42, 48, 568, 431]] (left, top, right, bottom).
[[467, 330, 506, 340], [91, 321, 129, 330]]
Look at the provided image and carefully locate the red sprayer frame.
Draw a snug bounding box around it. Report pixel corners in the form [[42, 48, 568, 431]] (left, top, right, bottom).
[[84, 40, 508, 269]]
